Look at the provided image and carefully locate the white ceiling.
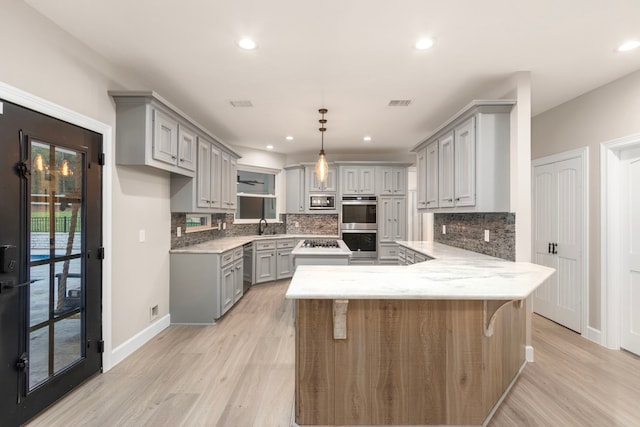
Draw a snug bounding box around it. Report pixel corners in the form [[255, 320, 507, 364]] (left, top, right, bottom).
[[25, 0, 640, 156]]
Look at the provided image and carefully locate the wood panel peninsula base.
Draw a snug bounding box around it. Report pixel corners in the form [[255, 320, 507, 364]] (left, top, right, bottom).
[[294, 298, 524, 426], [285, 244, 555, 426]]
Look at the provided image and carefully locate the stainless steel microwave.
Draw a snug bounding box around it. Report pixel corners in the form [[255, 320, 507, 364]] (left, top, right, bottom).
[[309, 195, 335, 210]]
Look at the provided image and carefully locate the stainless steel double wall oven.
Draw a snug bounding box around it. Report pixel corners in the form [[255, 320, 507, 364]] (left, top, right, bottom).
[[340, 196, 377, 258]]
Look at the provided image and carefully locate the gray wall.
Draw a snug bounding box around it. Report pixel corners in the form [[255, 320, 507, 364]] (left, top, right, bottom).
[[532, 69, 640, 332]]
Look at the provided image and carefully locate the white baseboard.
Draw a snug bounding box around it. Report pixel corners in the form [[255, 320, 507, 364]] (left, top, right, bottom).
[[525, 345, 535, 362], [108, 314, 171, 369], [585, 326, 603, 346]]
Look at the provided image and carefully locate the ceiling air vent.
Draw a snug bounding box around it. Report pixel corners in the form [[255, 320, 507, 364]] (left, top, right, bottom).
[[388, 100, 412, 107], [230, 100, 253, 107]]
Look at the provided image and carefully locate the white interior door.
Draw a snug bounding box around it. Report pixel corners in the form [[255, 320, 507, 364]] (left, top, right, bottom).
[[533, 163, 558, 322], [533, 156, 583, 333], [621, 148, 640, 355]]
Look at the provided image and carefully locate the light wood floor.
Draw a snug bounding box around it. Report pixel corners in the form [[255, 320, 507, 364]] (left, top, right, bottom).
[[26, 280, 640, 427]]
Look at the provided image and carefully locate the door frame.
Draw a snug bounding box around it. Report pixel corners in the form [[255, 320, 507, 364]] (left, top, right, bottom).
[[531, 146, 589, 338], [0, 81, 115, 371], [601, 133, 640, 349]]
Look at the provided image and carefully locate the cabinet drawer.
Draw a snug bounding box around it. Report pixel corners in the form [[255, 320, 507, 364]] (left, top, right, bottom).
[[276, 239, 295, 249], [256, 240, 276, 251], [406, 250, 415, 264], [221, 250, 234, 266], [378, 244, 399, 260], [233, 247, 243, 259], [414, 253, 428, 263]]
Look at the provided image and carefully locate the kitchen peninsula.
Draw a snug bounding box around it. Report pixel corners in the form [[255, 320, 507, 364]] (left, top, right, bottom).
[[286, 242, 554, 426]]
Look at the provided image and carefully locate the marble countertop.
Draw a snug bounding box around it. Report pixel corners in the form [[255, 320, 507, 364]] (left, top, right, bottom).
[[291, 239, 352, 257], [285, 241, 555, 300], [170, 234, 340, 254]]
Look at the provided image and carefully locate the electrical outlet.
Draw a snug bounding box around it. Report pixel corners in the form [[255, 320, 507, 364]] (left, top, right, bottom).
[[442, 225, 446, 235], [176, 226, 182, 237], [294, 221, 299, 228], [484, 229, 490, 242], [223, 222, 226, 230], [139, 229, 146, 242], [150, 304, 159, 322]]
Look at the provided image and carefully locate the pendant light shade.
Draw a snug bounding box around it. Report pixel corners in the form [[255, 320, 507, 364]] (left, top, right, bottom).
[[315, 108, 329, 183]]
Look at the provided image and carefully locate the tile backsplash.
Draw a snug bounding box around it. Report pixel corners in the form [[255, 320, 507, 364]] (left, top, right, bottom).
[[433, 212, 515, 261], [170, 213, 337, 249]]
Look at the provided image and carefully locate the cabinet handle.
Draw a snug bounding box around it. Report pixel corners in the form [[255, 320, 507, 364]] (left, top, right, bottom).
[[179, 158, 185, 162], [446, 198, 453, 202], [455, 197, 460, 201]]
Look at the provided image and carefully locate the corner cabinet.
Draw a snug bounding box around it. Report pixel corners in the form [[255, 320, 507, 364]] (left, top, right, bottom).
[[412, 100, 514, 212]]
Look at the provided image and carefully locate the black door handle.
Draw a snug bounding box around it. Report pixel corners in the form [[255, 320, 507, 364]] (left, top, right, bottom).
[[0, 279, 35, 293], [548, 243, 552, 254], [552, 243, 558, 255]]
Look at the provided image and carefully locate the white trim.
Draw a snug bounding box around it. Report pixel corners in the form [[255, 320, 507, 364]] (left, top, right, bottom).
[[600, 132, 640, 349], [110, 314, 171, 368], [531, 146, 590, 338], [0, 81, 115, 371], [585, 326, 603, 345]]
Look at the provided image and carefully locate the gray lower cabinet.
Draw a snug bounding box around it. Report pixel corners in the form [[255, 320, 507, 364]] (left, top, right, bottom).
[[397, 246, 433, 265], [254, 240, 277, 284], [254, 239, 295, 283], [170, 246, 243, 323]]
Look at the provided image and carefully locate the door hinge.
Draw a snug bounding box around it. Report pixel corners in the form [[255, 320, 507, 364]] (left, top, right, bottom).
[[97, 247, 105, 260], [98, 152, 105, 166], [98, 340, 105, 353]]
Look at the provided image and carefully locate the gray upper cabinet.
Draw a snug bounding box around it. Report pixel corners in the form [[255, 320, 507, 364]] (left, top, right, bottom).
[[307, 165, 337, 193], [110, 91, 240, 213], [413, 100, 514, 213], [285, 165, 306, 213], [340, 166, 376, 195], [378, 167, 406, 195]]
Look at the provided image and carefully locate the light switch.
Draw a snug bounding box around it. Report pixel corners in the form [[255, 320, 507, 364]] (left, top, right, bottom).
[[139, 229, 146, 242], [176, 226, 182, 237]]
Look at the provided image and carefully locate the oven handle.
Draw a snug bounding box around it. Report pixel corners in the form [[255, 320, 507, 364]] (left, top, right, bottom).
[[340, 229, 377, 234]]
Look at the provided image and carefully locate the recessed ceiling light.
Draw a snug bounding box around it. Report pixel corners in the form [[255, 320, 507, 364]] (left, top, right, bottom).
[[415, 38, 434, 50], [617, 40, 640, 52], [286, 136, 294, 141], [363, 136, 372, 142], [266, 145, 274, 150], [238, 38, 257, 50]]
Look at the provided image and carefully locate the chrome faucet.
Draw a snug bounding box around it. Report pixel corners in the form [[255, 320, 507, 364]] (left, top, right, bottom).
[[258, 218, 268, 235]]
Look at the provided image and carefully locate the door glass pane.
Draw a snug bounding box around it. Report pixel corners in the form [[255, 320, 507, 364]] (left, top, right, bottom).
[[54, 260, 82, 316], [29, 263, 50, 327], [54, 318, 82, 373], [31, 141, 52, 260], [29, 327, 49, 389], [54, 146, 82, 258]]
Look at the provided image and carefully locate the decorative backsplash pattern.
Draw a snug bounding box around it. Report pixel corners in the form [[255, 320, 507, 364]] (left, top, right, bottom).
[[170, 213, 337, 249], [433, 212, 515, 261]]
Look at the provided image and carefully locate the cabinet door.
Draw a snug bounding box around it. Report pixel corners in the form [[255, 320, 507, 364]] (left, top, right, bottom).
[[392, 197, 406, 241], [322, 167, 337, 192], [286, 168, 305, 213], [233, 259, 243, 302], [255, 250, 276, 283], [378, 198, 392, 241], [177, 125, 197, 171], [221, 263, 234, 314], [416, 147, 428, 208], [392, 168, 405, 194], [152, 108, 178, 165], [359, 167, 376, 194], [341, 167, 359, 194], [276, 249, 293, 279], [228, 156, 237, 210], [438, 132, 454, 207], [210, 145, 222, 209], [454, 117, 476, 206], [379, 167, 394, 195], [196, 141, 212, 208], [426, 141, 439, 208]]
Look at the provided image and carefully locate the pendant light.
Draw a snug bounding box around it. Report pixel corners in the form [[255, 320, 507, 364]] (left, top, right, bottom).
[[315, 108, 329, 183]]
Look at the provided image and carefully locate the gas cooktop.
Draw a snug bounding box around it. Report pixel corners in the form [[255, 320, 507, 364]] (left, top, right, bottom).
[[301, 239, 340, 249]]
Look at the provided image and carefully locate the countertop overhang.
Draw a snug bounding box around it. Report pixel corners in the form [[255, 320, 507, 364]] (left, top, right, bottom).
[[285, 241, 555, 301], [169, 234, 339, 254]]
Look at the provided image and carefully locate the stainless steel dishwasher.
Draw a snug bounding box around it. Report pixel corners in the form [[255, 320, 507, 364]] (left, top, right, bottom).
[[242, 242, 253, 292]]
